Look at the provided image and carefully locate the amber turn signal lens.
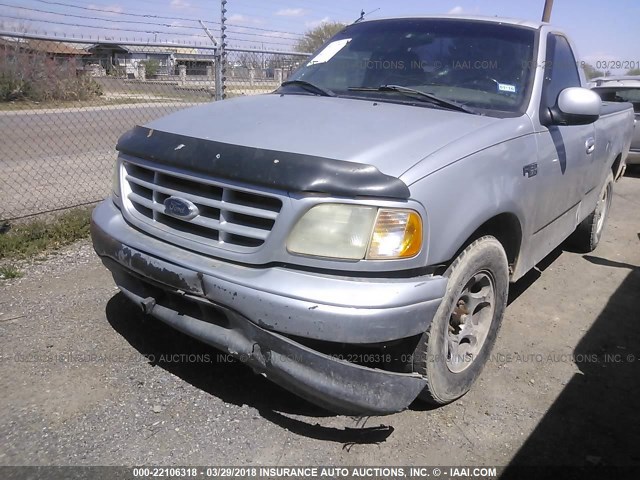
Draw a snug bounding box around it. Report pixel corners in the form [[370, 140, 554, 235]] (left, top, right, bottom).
[[366, 209, 423, 259]]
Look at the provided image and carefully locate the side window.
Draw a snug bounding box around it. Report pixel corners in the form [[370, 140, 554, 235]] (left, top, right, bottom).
[[542, 34, 581, 108]]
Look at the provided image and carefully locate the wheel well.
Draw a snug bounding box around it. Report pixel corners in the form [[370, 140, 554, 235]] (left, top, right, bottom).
[[465, 213, 522, 274], [612, 154, 623, 180]]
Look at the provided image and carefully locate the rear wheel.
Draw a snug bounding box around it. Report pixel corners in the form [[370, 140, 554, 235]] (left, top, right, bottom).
[[412, 236, 509, 405], [570, 173, 613, 252]]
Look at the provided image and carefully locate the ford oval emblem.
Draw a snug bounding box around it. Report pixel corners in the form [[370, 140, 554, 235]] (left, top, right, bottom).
[[164, 197, 199, 220]]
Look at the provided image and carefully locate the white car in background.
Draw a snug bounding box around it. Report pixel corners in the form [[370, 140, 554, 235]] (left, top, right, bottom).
[[591, 76, 640, 165]]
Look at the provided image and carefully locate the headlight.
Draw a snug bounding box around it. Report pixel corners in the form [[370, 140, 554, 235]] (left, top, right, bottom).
[[287, 204, 377, 260], [112, 159, 121, 197], [287, 204, 422, 260]]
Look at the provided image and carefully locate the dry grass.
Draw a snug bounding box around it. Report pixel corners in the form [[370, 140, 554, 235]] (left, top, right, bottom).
[[0, 207, 92, 260]]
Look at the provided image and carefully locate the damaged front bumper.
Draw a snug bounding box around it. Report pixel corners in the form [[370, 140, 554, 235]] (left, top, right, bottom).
[[91, 199, 447, 415]]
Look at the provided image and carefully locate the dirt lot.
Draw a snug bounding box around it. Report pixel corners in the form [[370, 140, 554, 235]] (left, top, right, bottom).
[[1, 174, 639, 471]]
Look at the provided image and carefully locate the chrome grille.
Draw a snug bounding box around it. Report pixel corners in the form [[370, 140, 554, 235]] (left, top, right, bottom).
[[122, 160, 282, 251]]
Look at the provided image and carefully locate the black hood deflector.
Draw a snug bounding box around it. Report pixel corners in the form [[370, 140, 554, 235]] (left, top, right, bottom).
[[116, 126, 410, 199]]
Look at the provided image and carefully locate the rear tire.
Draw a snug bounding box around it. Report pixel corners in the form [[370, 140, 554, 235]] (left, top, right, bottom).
[[412, 236, 509, 405], [570, 173, 613, 253]]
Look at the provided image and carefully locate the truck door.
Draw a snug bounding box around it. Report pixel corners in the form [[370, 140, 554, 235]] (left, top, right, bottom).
[[532, 33, 595, 236]]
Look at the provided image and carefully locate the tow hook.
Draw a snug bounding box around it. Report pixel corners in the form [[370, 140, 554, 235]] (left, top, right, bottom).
[[140, 296, 156, 314]]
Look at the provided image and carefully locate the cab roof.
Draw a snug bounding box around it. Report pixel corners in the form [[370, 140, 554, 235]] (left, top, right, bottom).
[[360, 15, 547, 31]]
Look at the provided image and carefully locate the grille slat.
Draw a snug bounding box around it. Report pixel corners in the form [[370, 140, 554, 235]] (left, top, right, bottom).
[[122, 161, 282, 250], [125, 174, 278, 220]]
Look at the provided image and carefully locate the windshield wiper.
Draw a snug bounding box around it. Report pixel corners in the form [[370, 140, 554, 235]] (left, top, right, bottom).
[[281, 80, 336, 97], [348, 84, 475, 114]]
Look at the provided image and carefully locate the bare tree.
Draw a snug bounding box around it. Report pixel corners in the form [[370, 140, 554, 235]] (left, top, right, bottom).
[[295, 22, 347, 54]]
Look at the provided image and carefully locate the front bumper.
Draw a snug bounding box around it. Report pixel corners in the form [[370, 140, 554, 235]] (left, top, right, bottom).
[[91, 199, 447, 414]]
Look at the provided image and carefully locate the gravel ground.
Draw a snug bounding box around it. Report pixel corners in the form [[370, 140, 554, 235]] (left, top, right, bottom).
[[1, 175, 639, 471]]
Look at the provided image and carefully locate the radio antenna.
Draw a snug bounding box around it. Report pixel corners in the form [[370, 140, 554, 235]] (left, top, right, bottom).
[[354, 8, 380, 24]]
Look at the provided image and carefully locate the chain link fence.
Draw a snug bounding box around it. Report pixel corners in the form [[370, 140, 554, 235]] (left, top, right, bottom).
[[0, 32, 308, 221], [225, 48, 305, 97]]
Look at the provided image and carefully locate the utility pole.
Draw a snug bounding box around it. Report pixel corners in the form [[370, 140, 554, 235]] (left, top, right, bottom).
[[220, 0, 228, 99], [542, 0, 554, 22], [198, 20, 222, 101]]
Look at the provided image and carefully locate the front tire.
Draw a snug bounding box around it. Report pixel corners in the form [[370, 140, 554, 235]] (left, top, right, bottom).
[[412, 236, 509, 405]]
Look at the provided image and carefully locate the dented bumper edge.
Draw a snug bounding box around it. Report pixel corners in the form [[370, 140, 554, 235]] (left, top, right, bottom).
[[91, 199, 447, 414]]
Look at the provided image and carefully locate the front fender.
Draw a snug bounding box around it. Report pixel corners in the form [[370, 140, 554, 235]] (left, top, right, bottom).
[[408, 135, 535, 268]]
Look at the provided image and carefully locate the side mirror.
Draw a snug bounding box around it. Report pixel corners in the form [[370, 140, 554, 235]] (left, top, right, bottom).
[[549, 87, 601, 126]]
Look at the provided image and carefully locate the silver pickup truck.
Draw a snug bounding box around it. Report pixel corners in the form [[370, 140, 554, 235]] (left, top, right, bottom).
[[91, 15, 634, 415]]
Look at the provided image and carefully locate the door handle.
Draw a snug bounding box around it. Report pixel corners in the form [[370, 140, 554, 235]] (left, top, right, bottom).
[[585, 137, 595, 154]]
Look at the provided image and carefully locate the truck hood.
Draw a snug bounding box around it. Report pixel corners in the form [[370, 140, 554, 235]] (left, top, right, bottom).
[[145, 93, 501, 180]]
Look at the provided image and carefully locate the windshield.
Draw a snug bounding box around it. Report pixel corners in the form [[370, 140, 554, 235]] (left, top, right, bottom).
[[285, 19, 537, 116]]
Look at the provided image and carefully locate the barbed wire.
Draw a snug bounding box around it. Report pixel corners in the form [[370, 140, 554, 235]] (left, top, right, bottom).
[[0, 21, 298, 48], [0, 29, 220, 46]]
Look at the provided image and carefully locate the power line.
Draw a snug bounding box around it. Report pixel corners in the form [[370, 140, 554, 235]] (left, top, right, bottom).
[[226, 23, 302, 37], [0, 3, 205, 30], [226, 36, 296, 48], [33, 0, 304, 37], [68, 0, 212, 14], [225, 28, 298, 41], [221, 3, 354, 31], [235, 0, 357, 21], [34, 0, 204, 23], [0, 13, 208, 37]]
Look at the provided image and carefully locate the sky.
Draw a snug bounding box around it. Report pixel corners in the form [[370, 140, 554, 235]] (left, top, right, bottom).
[[0, 0, 638, 72]]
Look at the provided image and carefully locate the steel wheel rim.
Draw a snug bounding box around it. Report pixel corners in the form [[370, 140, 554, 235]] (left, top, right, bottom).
[[445, 270, 496, 373]]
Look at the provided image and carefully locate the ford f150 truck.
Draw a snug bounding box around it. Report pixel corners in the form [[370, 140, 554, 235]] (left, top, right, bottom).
[[91, 16, 634, 415]]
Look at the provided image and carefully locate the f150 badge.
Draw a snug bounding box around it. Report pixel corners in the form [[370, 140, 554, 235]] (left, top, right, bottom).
[[164, 197, 199, 219]]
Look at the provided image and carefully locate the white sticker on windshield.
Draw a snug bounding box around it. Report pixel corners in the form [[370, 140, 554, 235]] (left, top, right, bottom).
[[306, 38, 351, 66], [498, 83, 517, 93]]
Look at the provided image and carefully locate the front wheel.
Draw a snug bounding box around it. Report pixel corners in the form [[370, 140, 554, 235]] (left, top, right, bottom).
[[412, 236, 509, 405]]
